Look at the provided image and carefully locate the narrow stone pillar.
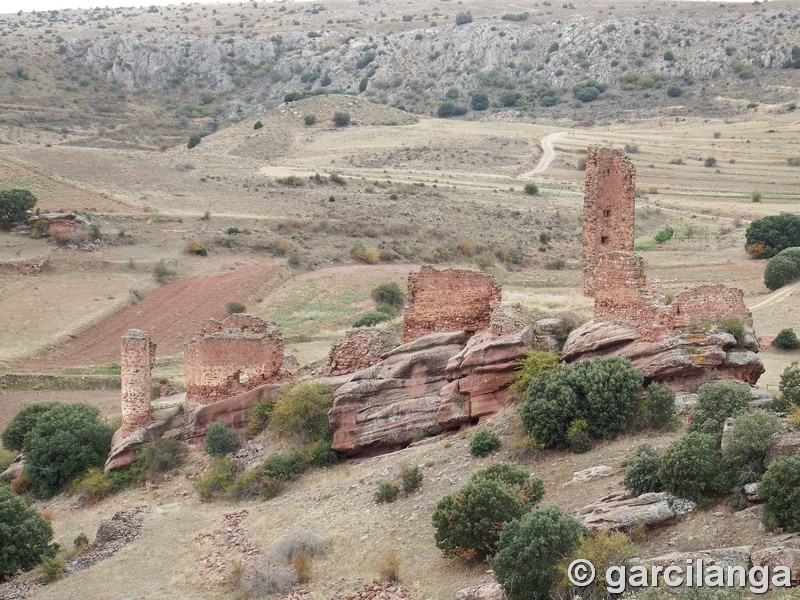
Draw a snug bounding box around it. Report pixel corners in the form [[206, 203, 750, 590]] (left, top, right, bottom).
[[120, 329, 156, 434]]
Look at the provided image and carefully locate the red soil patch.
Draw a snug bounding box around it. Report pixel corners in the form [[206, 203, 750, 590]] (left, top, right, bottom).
[[22, 264, 279, 369]]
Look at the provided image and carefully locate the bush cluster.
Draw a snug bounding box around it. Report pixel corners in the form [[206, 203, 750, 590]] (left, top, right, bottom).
[[761, 452, 800, 531], [0, 189, 37, 230], [745, 214, 800, 258], [623, 444, 662, 497], [687, 380, 751, 440], [775, 329, 800, 350], [0, 485, 56, 578], [370, 282, 404, 310], [432, 462, 544, 561], [781, 362, 800, 406], [764, 247, 800, 291], [374, 465, 424, 504], [521, 357, 644, 449]]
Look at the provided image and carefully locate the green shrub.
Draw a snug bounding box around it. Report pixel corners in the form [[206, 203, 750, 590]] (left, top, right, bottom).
[[353, 311, 393, 328], [455, 11, 472, 25], [70, 466, 132, 504], [23, 403, 114, 498], [623, 444, 662, 497], [764, 248, 800, 291], [659, 432, 724, 501], [73, 533, 89, 549], [350, 242, 379, 264], [469, 429, 501, 457], [133, 438, 187, 482], [301, 440, 338, 467], [246, 399, 276, 438], [227, 467, 283, 501], [0, 449, 16, 473], [471, 463, 544, 507], [187, 132, 202, 149], [642, 382, 676, 429], [304, 113, 317, 126], [704, 157, 717, 168], [654, 227, 674, 244], [558, 531, 637, 599], [204, 421, 239, 456], [509, 350, 560, 394], [262, 451, 305, 481], [437, 101, 468, 117], [490, 506, 586, 600], [370, 282, 405, 310], [253, 120, 263, 130], [781, 362, 800, 405], [0, 189, 37, 230], [196, 456, 237, 502], [0, 485, 55, 578], [40, 554, 64, 583], [666, 85, 682, 97], [722, 411, 782, 477], [688, 380, 751, 440], [521, 358, 644, 448], [226, 301, 246, 314], [471, 92, 489, 111], [745, 214, 800, 258], [333, 111, 351, 127], [2, 402, 58, 452], [566, 419, 591, 454], [760, 452, 800, 531], [432, 477, 528, 560], [775, 328, 800, 350], [153, 259, 177, 283], [401, 466, 423, 494], [375, 481, 400, 504], [524, 183, 538, 195], [271, 382, 334, 444]]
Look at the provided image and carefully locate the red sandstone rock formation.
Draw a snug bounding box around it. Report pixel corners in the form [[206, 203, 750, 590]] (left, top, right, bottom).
[[329, 330, 469, 455], [105, 404, 181, 471], [324, 327, 401, 377], [403, 267, 501, 342], [184, 314, 293, 410], [438, 326, 535, 428]]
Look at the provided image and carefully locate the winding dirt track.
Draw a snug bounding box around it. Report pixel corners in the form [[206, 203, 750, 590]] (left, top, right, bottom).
[[521, 131, 567, 177]]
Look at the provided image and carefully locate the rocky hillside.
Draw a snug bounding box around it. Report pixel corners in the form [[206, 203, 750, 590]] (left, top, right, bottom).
[[1, 0, 799, 146]]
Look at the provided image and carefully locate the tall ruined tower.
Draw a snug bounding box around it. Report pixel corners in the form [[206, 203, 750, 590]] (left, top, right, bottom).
[[120, 329, 156, 434], [582, 146, 636, 296]]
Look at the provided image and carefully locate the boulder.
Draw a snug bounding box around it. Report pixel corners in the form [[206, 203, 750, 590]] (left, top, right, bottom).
[[0, 454, 24, 481], [454, 583, 503, 600], [438, 327, 534, 428], [105, 404, 182, 471], [577, 490, 692, 531], [768, 431, 800, 464], [750, 547, 800, 583], [648, 546, 752, 572], [744, 482, 761, 502], [563, 320, 764, 389], [568, 465, 621, 484], [329, 331, 469, 455]]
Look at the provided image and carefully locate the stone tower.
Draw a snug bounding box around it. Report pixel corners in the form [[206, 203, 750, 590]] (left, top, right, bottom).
[[582, 146, 636, 296], [120, 329, 156, 434]]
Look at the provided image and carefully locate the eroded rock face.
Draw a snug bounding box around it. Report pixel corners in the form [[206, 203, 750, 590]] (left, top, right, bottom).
[[750, 547, 800, 583], [576, 490, 694, 531], [563, 320, 764, 390], [329, 331, 469, 455], [438, 326, 534, 428], [104, 405, 182, 472]]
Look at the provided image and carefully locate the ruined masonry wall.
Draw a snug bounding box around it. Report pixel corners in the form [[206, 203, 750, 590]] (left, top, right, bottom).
[[403, 267, 502, 342], [582, 146, 636, 296], [120, 329, 156, 434], [324, 328, 400, 377], [184, 314, 292, 411]]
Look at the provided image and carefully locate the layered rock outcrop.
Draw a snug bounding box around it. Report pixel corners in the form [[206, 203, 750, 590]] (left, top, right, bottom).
[[329, 331, 469, 455]]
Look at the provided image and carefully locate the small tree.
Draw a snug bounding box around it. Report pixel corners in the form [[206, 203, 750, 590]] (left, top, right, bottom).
[[764, 248, 800, 291], [469, 429, 501, 457], [271, 382, 334, 443], [187, 132, 203, 149], [490, 506, 586, 600], [304, 114, 317, 126], [332, 111, 351, 127], [760, 452, 800, 531], [204, 421, 239, 456], [658, 432, 724, 501], [688, 380, 751, 440], [780, 362, 800, 406], [0, 486, 56, 579], [775, 329, 800, 350], [370, 282, 405, 310], [23, 403, 114, 498], [253, 121, 264, 130], [722, 411, 782, 477], [2, 402, 59, 452], [0, 189, 37, 230], [642, 382, 675, 429], [524, 183, 539, 195], [455, 11, 472, 25], [623, 444, 662, 496], [471, 92, 489, 111]]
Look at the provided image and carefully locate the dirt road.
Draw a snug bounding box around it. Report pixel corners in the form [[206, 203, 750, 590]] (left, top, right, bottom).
[[521, 131, 567, 177]]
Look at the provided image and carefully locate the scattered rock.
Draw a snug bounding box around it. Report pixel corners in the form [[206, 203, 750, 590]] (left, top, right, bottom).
[[768, 431, 800, 464], [734, 505, 763, 519], [568, 465, 621, 484], [65, 506, 148, 574], [454, 582, 503, 600], [750, 547, 800, 583]]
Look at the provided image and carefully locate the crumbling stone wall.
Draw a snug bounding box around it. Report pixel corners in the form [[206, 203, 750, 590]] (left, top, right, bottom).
[[184, 314, 293, 411], [582, 146, 636, 296], [403, 267, 502, 342], [324, 327, 401, 376], [120, 329, 156, 434]]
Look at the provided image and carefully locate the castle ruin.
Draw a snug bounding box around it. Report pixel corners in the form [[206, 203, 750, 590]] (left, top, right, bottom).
[[119, 329, 156, 435]]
